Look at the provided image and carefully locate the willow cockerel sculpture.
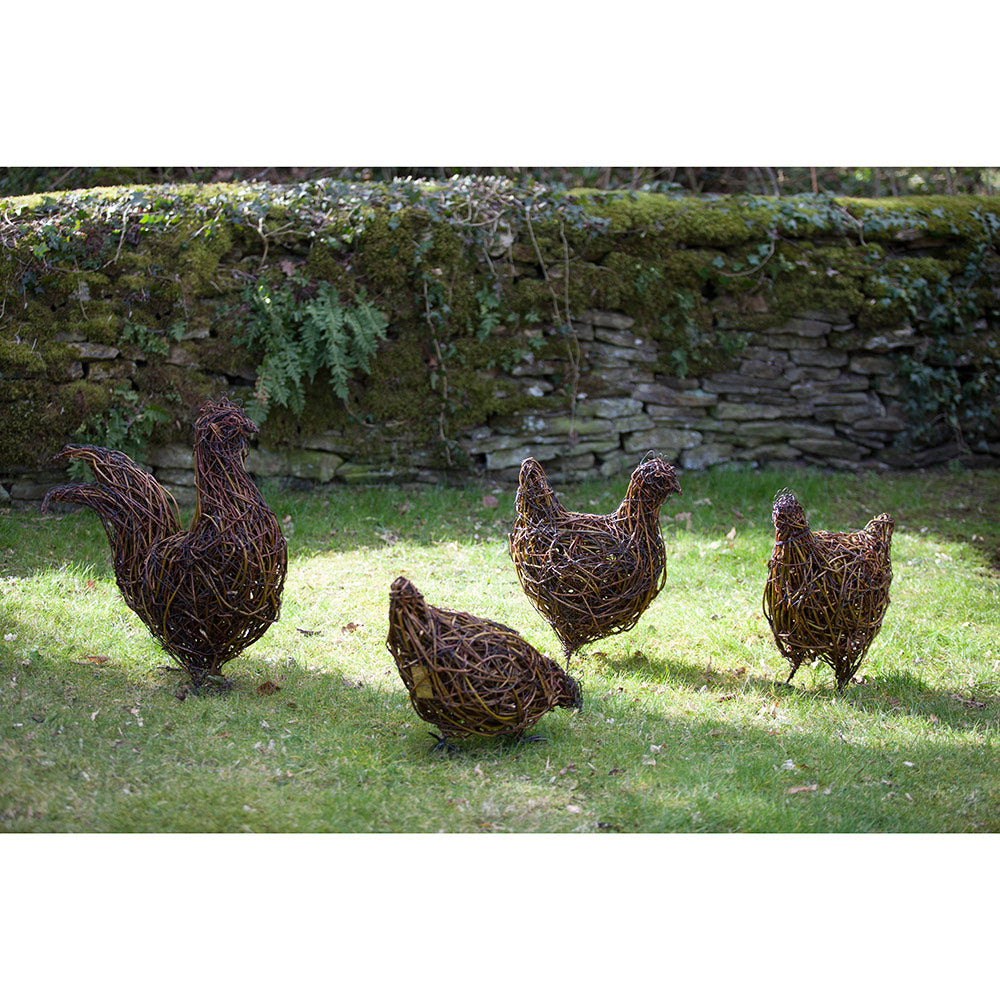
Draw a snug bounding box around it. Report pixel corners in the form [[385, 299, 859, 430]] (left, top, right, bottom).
[[42, 397, 287, 689], [508, 456, 681, 661], [762, 490, 894, 690], [387, 576, 582, 748]]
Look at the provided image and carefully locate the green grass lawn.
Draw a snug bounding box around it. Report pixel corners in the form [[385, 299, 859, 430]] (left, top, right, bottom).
[[2, 464, 998, 833]]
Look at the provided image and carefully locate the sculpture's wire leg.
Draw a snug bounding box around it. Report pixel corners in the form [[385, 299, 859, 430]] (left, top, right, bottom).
[[783, 660, 802, 686], [429, 731, 460, 754]]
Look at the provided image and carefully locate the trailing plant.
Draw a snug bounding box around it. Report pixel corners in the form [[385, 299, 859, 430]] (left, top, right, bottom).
[[236, 277, 389, 423], [865, 214, 1000, 450], [68, 386, 170, 474], [121, 319, 186, 357]]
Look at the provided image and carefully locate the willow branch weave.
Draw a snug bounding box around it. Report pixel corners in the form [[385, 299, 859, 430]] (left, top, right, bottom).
[[762, 491, 894, 690], [42, 397, 287, 688], [386, 576, 582, 741], [508, 456, 681, 660]]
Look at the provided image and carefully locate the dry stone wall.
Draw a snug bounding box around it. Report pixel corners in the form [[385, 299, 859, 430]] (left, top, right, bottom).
[[3, 183, 999, 506], [455, 307, 993, 486], [129, 305, 994, 507], [7, 304, 991, 510]]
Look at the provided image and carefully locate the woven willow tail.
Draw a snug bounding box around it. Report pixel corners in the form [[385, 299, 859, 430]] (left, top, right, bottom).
[[508, 456, 681, 660], [42, 397, 287, 688], [387, 577, 582, 744], [762, 491, 894, 690]]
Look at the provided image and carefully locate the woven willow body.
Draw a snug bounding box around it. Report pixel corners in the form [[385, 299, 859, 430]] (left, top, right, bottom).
[[43, 398, 287, 687], [763, 491, 894, 690], [508, 456, 681, 660], [387, 577, 582, 741]]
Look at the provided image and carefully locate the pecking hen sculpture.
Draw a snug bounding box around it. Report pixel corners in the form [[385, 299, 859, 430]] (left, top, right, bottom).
[[762, 490, 894, 690], [42, 397, 287, 690], [386, 576, 582, 748], [508, 455, 681, 661]]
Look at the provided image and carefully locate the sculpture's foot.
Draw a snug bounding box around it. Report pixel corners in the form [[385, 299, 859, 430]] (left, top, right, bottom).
[[185, 673, 232, 695], [516, 732, 547, 743], [429, 731, 460, 754]]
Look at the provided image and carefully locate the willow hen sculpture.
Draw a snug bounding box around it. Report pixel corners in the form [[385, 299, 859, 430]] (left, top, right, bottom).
[[508, 456, 681, 661], [386, 576, 582, 747], [42, 397, 287, 689], [762, 490, 894, 690]]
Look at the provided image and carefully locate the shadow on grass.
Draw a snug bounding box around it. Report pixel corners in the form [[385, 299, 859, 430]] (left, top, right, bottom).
[[583, 648, 999, 736], [5, 613, 1000, 833]]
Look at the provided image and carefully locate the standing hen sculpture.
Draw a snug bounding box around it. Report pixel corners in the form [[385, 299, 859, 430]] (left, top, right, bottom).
[[762, 490, 894, 690], [387, 576, 582, 748], [508, 456, 681, 661], [42, 397, 287, 690]]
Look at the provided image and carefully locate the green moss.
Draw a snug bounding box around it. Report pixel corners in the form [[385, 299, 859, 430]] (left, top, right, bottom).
[[0, 379, 113, 467]]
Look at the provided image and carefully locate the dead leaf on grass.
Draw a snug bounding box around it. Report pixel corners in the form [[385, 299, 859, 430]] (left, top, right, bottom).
[[786, 784, 819, 795], [256, 680, 282, 696], [481, 493, 499, 509]]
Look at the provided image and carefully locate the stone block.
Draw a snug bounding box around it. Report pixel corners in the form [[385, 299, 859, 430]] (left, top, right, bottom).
[[701, 374, 788, 394], [789, 348, 848, 368], [739, 359, 785, 380], [762, 333, 829, 351], [736, 420, 835, 445], [166, 344, 198, 367], [633, 384, 718, 408], [680, 443, 734, 469], [147, 444, 195, 470], [485, 443, 560, 471], [587, 341, 657, 365], [288, 449, 345, 483], [800, 309, 852, 325], [645, 405, 718, 427], [246, 448, 291, 477], [853, 415, 907, 432], [863, 327, 916, 352], [11, 475, 67, 501], [156, 469, 196, 488], [574, 396, 644, 419], [849, 354, 896, 375], [623, 427, 703, 453], [813, 404, 882, 423], [791, 388, 870, 406], [764, 318, 832, 337], [714, 402, 783, 421], [614, 413, 654, 434], [788, 438, 870, 459], [89, 360, 135, 381], [335, 463, 402, 483], [784, 366, 843, 383], [593, 327, 650, 349], [743, 443, 803, 462], [741, 346, 790, 364], [73, 342, 119, 360], [579, 309, 634, 330], [517, 414, 615, 439]]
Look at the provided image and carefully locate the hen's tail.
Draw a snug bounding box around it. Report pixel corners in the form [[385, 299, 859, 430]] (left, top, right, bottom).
[[42, 445, 182, 549]]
